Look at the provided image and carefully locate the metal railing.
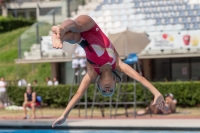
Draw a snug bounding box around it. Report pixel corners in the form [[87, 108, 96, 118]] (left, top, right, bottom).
[[17, 0, 62, 59]]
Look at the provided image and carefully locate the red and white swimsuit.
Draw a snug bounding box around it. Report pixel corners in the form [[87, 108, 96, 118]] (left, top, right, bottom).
[[79, 23, 117, 74]]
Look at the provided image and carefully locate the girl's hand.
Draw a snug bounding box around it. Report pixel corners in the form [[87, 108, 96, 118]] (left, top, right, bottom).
[[152, 93, 166, 111], [52, 115, 67, 128]]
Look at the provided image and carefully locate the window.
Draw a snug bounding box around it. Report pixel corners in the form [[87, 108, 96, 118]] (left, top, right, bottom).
[[39, 7, 61, 16], [152, 59, 171, 81], [191, 57, 200, 80], [171, 58, 189, 81]]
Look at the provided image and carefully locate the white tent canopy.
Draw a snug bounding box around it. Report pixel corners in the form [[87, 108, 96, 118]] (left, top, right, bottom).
[[108, 28, 150, 57]]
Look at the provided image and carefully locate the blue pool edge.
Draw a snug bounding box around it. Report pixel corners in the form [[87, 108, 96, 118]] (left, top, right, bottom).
[[0, 125, 200, 131]]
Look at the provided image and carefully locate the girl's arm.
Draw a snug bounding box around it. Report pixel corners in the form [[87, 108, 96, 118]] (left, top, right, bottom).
[[24, 93, 28, 103], [116, 55, 165, 110], [61, 73, 93, 118], [119, 62, 160, 96], [52, 63, 98, 128], [32, 92, 36, 103]]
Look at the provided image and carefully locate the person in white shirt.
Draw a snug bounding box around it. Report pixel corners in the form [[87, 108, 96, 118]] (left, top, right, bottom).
[[53, 77, 59, 86], [18, 79, 27, 87], [46, 77, 53, 86], [72, 45, 87, 76], [0, 77, 7, 106]]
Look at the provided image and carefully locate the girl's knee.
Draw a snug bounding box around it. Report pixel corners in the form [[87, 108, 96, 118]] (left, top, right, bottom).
[[31, 103, 36, 107], [23, 102, 27, 106]]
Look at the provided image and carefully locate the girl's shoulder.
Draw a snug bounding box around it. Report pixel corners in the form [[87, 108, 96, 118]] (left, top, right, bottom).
[[114, 52, 123, 72], [86, 62, 98, 81]]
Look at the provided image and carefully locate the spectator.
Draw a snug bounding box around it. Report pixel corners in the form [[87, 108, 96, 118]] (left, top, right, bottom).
[[18, 79, 27, 86], [27, 83, 31, 87], [23, 85, 40, 119], [165, 93, 177, 113], [33, 80, 38, 86], [137, 93, 177, 115], [46, 77, 53, 86], [0, 77, 7, 107], [53, 77, 59, 86], [72, 45, 87, 76], [0, 102, 3, 109]]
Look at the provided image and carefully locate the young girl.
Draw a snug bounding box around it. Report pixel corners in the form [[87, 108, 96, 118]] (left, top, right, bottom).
[[51, 15, 165, 127]]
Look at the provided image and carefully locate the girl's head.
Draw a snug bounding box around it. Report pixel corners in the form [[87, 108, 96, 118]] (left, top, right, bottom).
[[97, 70, 121, 97], [26, 86, 32, 94]]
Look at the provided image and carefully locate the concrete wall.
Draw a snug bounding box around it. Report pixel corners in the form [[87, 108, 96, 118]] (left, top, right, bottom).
[[7, 1, 61, 9], [4, 0, 81, 23], [142, 59, 152, 81]]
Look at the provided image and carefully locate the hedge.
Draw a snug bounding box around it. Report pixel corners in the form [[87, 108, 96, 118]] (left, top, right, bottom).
[[0, 16, 34, 33], [6, 82, 200, 108]]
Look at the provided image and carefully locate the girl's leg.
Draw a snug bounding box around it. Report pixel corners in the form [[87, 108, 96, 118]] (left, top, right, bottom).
[[23, 102, 28, 118], [31, 103, 36, 119]]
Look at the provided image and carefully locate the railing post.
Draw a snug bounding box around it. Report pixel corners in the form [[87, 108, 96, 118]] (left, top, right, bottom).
[[67, 0, 70, 17], [40, 37, 43, 58], [36, 22, 40, 44], [53, 10, 55, 26], [18, 38, 21, 58]]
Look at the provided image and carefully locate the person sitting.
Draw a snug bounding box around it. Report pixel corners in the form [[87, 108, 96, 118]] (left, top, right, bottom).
[[23, 85, 40, 119], [137, 93, 177, 115], [0, 77, 7, 107], [165, 93, 177, 113]]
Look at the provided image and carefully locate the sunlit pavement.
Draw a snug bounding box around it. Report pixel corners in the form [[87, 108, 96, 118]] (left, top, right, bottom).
[[0, 119, 200, 130]]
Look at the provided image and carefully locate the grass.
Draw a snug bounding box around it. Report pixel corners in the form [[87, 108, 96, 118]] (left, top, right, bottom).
[[0, 107, 200, 119], [0, 27, 51, 84]]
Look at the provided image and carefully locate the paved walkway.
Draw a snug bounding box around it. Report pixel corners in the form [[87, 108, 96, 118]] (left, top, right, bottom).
[[1, 114, 200, 120], [0, 119, 200, 130]]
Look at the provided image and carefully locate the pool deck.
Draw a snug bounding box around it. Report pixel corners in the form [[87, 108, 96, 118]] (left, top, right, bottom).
[[0, 118, 200, 131]]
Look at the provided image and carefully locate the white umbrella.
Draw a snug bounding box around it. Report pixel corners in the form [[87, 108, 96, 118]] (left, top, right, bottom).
[[108, 28, 150, 57]]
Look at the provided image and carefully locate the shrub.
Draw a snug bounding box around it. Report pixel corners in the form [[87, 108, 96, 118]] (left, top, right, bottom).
[[6, 82, 200, 108], [0, 16, 34, 33]]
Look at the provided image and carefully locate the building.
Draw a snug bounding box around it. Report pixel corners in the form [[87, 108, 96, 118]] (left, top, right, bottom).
[[1, 0, 84, 22], [15, 0, 200, 84], [14, 0, 102, 84]]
